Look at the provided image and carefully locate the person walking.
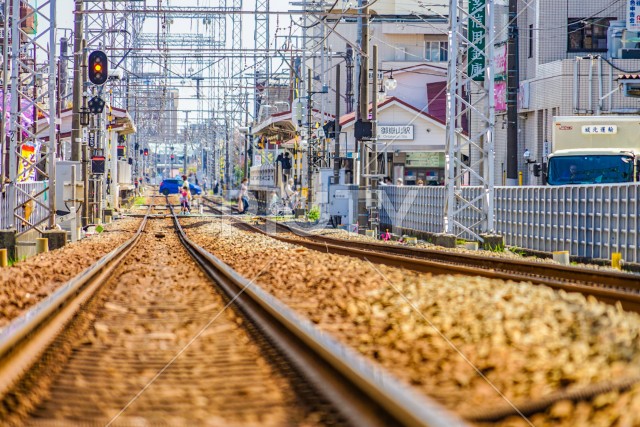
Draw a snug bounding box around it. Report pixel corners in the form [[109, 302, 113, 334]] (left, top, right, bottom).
[[282, 152, 292, 181], [238, 178, 249, 214], [284, 178, 299, 212], [180, 184, 191, 215]]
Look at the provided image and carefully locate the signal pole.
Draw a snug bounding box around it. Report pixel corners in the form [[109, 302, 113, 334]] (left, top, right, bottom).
[[72, 0, 83, 162], [356, 0, 370, 233]]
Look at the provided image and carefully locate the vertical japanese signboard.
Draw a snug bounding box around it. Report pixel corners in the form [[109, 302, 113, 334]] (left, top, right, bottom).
[[628, 0, 640, 31], [468, 0, 486, 81]]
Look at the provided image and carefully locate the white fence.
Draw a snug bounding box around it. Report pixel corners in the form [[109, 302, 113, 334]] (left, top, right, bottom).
[[380, 183, 640, 263], [1, 182, 50, 233]]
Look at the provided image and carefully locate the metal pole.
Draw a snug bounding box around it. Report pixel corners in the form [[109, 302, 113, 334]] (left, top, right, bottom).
[[0, 0, 9, 185], [307, 67, 313, 211], [7, 0, 20, 229], [184, 110, 189, 175], [244, 92, 249, 179], [48, 0, 58, 228], [333, 65, 341, 184], [72, 0, 83, 162], [444, 0, 459, 235], [485, 0, 496, 232]]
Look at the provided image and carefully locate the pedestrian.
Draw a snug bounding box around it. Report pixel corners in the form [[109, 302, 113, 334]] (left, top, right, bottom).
[[283, 152, 292, 181], [180, 184, 191, 215], [214, 180, 219, 195], [396, 178, 403, 186], [134, 177, 139, 196], [284, 178, 299, 211], [238, 178, 249, 214], [417, 179, 424, 186], [202, 179, 208, 193]]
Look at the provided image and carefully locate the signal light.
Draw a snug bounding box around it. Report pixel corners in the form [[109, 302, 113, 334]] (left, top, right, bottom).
[[87, 96, 105, 114], [143, 148, 149, 156], [88, 50, 108, 85]]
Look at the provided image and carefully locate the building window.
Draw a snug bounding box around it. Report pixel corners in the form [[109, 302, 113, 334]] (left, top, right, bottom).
[[528, 24, 533, 58], [568, 18, 615, 52], [425, 41, 448, 62]]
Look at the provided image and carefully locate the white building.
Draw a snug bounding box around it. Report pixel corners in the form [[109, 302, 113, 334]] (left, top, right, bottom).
[[339, 97, 447, 185]]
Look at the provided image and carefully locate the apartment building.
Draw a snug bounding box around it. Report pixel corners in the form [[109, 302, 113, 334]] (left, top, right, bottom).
[[503, 0, 640, 184]]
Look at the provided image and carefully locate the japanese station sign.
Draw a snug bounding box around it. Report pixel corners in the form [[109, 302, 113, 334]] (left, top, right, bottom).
[[378, 125, 414, 140], [628, 0, 640, 31], [581, 125, 618, 135], [468, 0, 486, 81]]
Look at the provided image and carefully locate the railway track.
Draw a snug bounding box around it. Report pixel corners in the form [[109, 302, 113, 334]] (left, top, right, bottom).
[[202, 197, 640, 312], [0, 198, 465, 426]]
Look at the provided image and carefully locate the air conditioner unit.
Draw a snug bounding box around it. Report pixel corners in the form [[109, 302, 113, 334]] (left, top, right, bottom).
[[621, 80, 640, 97], [608, 20, 640, 59]]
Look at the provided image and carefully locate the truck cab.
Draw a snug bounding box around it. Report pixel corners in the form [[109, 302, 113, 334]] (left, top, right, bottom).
[[546, 116, 640, 185], [546, 149, 637, 185]]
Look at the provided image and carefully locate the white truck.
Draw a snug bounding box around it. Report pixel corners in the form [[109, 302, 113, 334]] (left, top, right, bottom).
[[546, 116, 640, 185]]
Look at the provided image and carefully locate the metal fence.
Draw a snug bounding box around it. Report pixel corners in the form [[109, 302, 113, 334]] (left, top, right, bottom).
[[1, 182, 49, 233], [380, 183, 640, 263]]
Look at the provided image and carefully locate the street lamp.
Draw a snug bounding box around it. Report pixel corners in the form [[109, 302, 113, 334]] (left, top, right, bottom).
[[384, 69, 398, 91]]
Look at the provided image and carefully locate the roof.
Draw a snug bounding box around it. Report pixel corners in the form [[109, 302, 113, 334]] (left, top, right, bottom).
[[339, 97, 446, 127], [618, 74, 640, 80], [550, 148, 637, 156], [383, 63, 447, 76], [252, 108, 335, 136]]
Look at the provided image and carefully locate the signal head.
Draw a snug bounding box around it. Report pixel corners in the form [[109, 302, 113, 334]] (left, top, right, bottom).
[[88, 50, 109, 85]]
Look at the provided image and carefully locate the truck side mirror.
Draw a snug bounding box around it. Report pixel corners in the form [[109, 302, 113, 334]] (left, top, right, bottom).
[[532, 163, 542, 177]]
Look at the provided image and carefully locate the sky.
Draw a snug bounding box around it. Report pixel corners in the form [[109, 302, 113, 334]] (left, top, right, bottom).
[[56, 0, 298, 129]]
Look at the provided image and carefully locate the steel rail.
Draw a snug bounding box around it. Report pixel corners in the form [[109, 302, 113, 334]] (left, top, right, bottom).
[[273, 221, 640, 289], [223, 218, 640, 313], [170, 207, 468, 427], [0, 209, 151, 398]]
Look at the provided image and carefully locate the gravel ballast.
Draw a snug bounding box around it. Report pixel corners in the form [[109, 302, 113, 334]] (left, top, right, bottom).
[[0, 217, 141, 328], [182, 217, 640, 425]]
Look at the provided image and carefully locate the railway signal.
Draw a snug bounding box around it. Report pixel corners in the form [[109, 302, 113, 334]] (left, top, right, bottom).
[[87, 96, 106, 114], [88, 50, 108, 85]]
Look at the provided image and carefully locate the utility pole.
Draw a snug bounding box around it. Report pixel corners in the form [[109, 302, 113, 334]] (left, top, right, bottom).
[[356, 0, 370, 233], [506, 0, 519, 185], [370, 44, 378, 234], [71, 0, 83, 162]]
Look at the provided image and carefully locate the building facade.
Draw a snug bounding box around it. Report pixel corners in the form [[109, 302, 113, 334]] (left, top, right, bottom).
[[497, 0, 640, 185]]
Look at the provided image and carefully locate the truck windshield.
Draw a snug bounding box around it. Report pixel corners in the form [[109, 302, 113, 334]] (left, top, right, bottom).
[[547, 155, 635, 185]]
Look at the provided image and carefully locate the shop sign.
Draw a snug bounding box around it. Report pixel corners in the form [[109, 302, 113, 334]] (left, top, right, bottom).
[[405, 152, 445, 168], [378, 125, 414, 140], [468, 0, 486, 81], [628, 0, 640, 31], [581, 125, 617, 135]]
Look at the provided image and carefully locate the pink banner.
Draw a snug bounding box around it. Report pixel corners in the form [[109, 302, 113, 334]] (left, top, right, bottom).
[[495, 81, 507, 112]]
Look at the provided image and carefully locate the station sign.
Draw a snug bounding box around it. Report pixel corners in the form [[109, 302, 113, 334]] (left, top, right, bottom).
[[628, 0, 640, 31], [581, 125, 617, 135], [378, 125, 414, 140]]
